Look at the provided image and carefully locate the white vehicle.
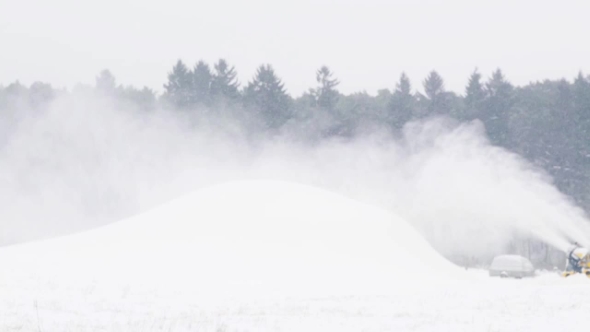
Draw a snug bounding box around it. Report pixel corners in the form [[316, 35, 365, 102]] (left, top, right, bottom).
[[489, 255, 535, 279]]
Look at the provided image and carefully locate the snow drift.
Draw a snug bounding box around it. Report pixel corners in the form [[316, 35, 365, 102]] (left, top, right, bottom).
[[0, 180, 465, 299]]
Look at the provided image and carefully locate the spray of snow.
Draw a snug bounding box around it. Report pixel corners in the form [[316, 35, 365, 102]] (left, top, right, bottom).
[[1, 92, 589, 261], [270, 119, 590, 256]]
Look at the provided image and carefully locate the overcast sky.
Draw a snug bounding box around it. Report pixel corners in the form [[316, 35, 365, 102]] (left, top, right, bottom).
[[1, 0, 589, 96]]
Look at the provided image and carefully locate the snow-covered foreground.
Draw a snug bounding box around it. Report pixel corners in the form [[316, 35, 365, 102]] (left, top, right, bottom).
[[1, 180, 589, 331], [2, 272, 590, 332]]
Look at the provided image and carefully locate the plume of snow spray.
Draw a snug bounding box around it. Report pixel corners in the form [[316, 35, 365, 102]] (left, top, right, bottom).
[[1, 92, 589, 262]]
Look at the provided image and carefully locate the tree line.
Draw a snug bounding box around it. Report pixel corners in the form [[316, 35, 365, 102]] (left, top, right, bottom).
[[2, 59, 590, 213]]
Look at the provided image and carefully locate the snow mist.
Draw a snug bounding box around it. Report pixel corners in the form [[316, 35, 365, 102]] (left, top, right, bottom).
[[1, 91, 589, 263]]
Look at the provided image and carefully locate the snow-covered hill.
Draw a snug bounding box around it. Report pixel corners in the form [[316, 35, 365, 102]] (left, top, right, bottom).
[[0, 180, 465, 297]]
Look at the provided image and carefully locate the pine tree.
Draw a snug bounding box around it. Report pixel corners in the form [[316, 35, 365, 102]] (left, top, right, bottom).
[[95, 70, 117, 95], [314, 66, 340, 111], [387, 73, 415, 130], [483, 69, 514, 146], [573, 72, 590, 130], [210, 59, 240, 102], [572, 72, 590, 174], [546, 79, 578, 193], [192, 61, 213, 107], [397, 72, 412, 95], [424, 71, 444, 99], [163, 60, 193, 109], [244, 64, 292, 129], [422, 70, 446, 116], [464, 69, 486, 121]]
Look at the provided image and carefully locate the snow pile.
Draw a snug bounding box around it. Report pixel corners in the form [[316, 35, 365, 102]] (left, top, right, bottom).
[[0, 180, 465, 299]]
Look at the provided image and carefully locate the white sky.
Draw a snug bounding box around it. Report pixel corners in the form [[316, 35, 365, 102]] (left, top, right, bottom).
[[1, 0, 589, 96]]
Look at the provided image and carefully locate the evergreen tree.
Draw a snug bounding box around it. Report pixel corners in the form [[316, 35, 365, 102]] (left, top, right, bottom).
[[244, 64, 292, 129], [573, 72, 590, 133], [314, 66, 340, 111], [484, 69, 514, 146], [464, 69, 486, 121], [210, 59, 240, 102], [545, 80, 578, 191], [95, 70, 117, 95], [192, 61, 213, 107], [422, 70, 446, 116], [163, 60, 193, 109], [387, 73, 415, 130], [398, 72, 412, 95], [572, 72, 590, 186]]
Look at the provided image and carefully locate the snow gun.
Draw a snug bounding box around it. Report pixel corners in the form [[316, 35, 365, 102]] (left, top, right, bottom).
[[562, 244, 590, 278]]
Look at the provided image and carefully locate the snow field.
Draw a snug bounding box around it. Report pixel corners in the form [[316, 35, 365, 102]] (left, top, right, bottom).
[[1, 180, 589, 331]]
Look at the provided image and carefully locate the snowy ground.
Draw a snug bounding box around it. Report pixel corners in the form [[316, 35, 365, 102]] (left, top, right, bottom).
[[2, 272, 589, 332], [1, 180, 589, 331]]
